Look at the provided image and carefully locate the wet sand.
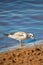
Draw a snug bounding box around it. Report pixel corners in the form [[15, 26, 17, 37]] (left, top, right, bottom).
[[0, 44, 43, 65]]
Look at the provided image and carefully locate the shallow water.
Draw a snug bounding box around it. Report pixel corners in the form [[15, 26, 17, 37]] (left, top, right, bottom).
[[0, 0, 43, 52]]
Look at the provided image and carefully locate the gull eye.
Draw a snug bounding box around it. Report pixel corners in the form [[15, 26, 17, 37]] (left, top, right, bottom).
[[30, 35, 32, 36], [32, 36, 34, 37]]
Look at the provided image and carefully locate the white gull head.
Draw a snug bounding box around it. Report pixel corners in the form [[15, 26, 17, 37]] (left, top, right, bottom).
[[28, 33, 34, 39]]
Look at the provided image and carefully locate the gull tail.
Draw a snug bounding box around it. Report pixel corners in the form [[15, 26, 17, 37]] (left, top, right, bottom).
[[4, 34, 9, 36], [4, 32, 15, 37]]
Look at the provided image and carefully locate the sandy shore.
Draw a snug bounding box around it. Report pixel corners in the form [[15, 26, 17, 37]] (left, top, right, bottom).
[[0, 43, 43, 65]]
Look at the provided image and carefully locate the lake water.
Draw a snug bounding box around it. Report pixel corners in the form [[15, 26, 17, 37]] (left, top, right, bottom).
[[0, 0, 43, 52]]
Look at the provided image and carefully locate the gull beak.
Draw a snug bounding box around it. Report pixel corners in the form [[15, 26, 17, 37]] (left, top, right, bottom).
[[32, 36, 35, 39], [31, 36, 35, 39], [30, 36, 35, 39], [4, 34, 9, 36]]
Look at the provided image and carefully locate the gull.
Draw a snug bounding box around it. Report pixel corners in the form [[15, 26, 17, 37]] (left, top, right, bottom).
[[5, 32, 34, 46]]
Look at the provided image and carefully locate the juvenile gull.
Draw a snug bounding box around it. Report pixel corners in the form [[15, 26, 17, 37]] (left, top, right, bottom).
[[5, 32, 34, 46]]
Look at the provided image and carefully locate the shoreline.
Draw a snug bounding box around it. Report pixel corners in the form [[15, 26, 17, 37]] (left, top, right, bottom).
[[0, 40, 43, 53], [0, 40, 43, 65]]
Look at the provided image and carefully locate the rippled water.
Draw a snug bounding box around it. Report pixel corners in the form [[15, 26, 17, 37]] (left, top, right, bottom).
[[0, 0, 43, 52]]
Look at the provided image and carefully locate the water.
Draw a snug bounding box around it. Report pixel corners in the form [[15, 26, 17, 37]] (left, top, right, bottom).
[[0, 0, 43, 52]]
